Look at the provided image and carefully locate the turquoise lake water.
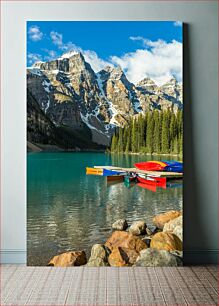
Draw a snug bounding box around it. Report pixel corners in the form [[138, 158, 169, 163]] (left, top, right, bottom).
[[27, 152, 183, 265]]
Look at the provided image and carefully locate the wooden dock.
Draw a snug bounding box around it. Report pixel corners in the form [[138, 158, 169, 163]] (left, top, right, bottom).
[[94, 165, 183, 179]]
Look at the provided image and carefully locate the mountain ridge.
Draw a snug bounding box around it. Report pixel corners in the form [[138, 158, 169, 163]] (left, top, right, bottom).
[[27, 51, 183, 149]]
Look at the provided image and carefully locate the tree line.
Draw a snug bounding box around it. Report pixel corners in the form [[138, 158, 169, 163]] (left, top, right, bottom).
[[110, 110, 183, 155]]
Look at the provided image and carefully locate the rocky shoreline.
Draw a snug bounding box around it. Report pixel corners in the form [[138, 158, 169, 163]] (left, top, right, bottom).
[[27, 141, 107, 153], [47, 210, 183, 267], [108, 151, 182, 157]]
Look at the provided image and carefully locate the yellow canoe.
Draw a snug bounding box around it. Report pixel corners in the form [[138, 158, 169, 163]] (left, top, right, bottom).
[[148, 161, 167, 167], [86, 167, 103, 175]]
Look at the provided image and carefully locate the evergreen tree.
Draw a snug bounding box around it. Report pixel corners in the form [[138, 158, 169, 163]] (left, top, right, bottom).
[[177, 110, 183, 155], [161, 111, 170, 153], [144, 112, 148, 149], [138, 113, 145, 150], [123, 127, 128, 150], [131, 118, 137, 152], [135, 118, 140, 152], [179, 134, 183, 155], [169, 112, 177, 152], [173, 136, 179, 154], [110, 109, 183, 155], [153, 110, 161, 153], [111, 134, 118, 152], [146, 112, 155, 153], [117, 128, 124, 152], [125, 126, 131, 152]]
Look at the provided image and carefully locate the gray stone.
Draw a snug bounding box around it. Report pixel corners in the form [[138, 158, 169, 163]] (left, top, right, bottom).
[[134, 248, 182, 267], [112, 219, 128, 231], [86, 258, 109, 267], [87, 244, 111, 267], [89, 244, 110, 262]]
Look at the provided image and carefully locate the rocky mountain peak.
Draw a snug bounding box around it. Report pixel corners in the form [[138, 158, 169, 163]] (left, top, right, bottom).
[[170, 76, 178, 82], [67, 52, 92, 74], [159, 76, 182, 110], [137, 77, 157, 87], [162, 76, 178, 87], [138, 77, 155, 84], [32, 61, 45, 68], [31, 51, 88, 74], [27, 53, 183, 148], [108, 66, 125, 80], [136, 77, 158, 93]]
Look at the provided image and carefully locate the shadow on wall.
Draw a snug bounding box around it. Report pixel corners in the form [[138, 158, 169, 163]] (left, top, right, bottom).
[[183, 24, 212, 265]]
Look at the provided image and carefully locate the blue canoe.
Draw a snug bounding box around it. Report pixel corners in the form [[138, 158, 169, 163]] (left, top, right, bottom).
[[162, 160, 183, 173], [102, 169, 126, 176]]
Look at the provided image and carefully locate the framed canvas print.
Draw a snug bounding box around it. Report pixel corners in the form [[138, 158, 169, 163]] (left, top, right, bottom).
[[27, 21, 183, 266]]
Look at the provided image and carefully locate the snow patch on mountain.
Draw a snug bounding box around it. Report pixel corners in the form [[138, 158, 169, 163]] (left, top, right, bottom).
[[41, 79, 52, 113], [129, 90, 142, 113], [96, 72, 119, 125], [60, 50, 79, 59], [80, 112, 110, 138], [44, 97, 50, 113], [28, 67, 43, 76], [42, 79, 51, 93]]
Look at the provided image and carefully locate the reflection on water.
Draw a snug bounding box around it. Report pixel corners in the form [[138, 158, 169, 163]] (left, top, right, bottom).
[[27, 152, 183, 265]]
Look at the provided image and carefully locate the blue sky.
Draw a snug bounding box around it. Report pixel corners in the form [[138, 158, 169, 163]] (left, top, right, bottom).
[[27, 21, 183, 85]]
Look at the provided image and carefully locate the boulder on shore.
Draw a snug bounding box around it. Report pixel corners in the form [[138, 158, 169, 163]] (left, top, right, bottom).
[[173, 225, 183, 242], [87, 257, 109, 267], [48, 251, 87, 267], [150, 232, 182, 251], [108, 247, 139, 267], [163, 215, 183, 240], [89, 244, 110, 261], [129, 220, 147, 235], [105, 231, 147, 253], [112, 219, 128, 231], [170, 250, 183, 259], [141, 236, 152, 247], [145, 228, 153, 236], [153, 210, 181, 229], [134, 248, 182, 267], [87, 244, 110, 267]]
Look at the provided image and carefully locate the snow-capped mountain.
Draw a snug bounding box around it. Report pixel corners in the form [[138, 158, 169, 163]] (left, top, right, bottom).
[[27, 51, 183, 148]]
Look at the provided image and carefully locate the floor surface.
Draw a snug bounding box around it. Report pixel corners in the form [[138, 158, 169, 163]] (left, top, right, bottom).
[[1, 265, 218, 305]]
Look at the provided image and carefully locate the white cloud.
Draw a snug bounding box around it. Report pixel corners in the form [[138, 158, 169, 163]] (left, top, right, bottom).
[[174, 21, 182, 27], [49, 30, 110, 72], [50, 31, 63, 47], [50, 31, 80, 52], [27, 53, 42, 65], [61, 42, 80, 52], [46, 31, 182, 85], [111, 38, 182, 85], [130, 36, 167, 49], [28, 26, 43, 41], [83, 50, 112, 72]]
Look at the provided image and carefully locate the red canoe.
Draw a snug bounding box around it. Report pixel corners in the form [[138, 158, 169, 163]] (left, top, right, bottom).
[[134, 161, 167, 171], [137, 174, 166, 187]]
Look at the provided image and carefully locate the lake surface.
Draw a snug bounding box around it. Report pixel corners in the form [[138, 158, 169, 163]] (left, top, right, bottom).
[[27, 152, 183, 265]]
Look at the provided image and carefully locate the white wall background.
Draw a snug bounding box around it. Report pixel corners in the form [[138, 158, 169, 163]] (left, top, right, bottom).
[[1, 1, 218, 263]]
